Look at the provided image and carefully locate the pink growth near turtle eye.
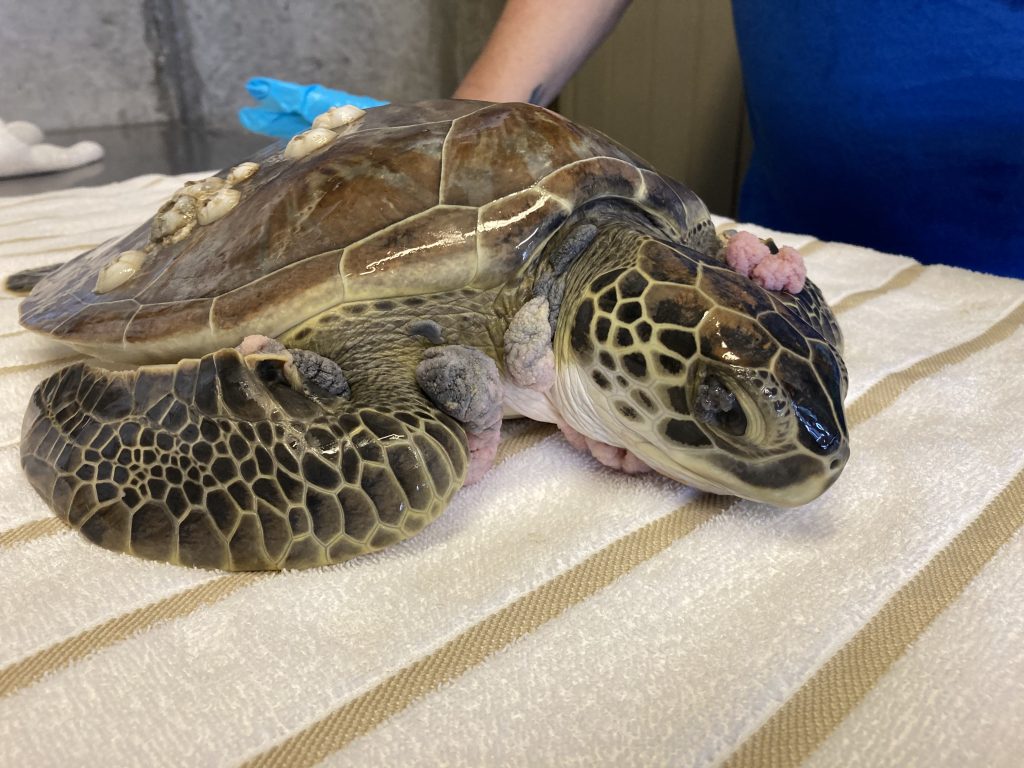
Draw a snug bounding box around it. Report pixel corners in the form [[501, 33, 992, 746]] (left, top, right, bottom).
[[752, 245, 807, 293], [724, 231, 807, 294], [723, 231, 770, 276]]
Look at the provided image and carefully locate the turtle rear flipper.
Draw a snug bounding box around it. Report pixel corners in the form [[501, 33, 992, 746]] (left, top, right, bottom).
[[5, 263, 63, 296], [20, 349, 468, 570]]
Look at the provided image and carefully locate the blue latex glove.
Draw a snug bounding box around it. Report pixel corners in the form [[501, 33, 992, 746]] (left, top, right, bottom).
[[239, 77, 389, 139]]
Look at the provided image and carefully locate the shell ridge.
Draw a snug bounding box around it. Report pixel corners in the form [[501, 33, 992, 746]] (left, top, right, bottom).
[[438, 118, 455, 205], [206, 298, 217, 341], [49, 297, 140, 341], [338, 202, 481, 275], [120, 303, 144, 352], [129, 264, 178, 303]]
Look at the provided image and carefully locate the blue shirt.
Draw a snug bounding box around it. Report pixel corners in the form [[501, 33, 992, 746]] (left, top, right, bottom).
[[732, 1, 1024, 277]]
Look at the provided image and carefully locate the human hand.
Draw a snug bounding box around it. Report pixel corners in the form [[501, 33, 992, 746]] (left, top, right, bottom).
[[238, 77, 388, 138]]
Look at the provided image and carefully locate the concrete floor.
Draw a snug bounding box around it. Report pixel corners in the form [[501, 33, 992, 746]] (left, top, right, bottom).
[[0, 123, 271, 197]]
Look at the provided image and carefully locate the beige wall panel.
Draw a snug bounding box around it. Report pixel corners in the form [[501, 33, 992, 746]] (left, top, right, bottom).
[[559, 0, 747, 216]]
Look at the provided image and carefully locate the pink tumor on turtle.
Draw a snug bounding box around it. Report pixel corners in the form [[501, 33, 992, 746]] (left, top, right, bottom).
[[724, 230, 807, 293]]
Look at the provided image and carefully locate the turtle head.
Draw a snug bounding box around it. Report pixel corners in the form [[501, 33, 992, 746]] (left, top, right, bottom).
[[554, 236, 849, 507]]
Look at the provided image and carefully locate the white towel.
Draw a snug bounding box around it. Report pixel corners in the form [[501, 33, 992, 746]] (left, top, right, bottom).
[[0, 175, 1021, 767], [0, 120, 104, 179]]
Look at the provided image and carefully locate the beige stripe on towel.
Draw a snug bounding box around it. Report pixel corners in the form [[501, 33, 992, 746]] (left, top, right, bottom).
[[725, 469, 1024, 768], [0, 518, 65, 550], [849, 300, 1024, 426], [806, 510, 1024, 766], [244, 493, 732, 768], [0, 574, 267, 698], [831, 263, 925, 315]]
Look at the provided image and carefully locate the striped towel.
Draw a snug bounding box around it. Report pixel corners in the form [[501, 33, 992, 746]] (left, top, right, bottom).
[[1, 174, 1022, 767]]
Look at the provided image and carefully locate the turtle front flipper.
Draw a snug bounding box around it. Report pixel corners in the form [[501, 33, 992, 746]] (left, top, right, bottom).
[[20, 349, 468, 570]]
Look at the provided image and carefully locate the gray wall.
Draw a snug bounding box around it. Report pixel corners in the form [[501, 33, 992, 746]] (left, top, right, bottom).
[[0, 0, 503, 131]]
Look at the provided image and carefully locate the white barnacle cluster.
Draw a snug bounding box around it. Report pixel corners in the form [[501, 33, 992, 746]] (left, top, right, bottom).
[[151, 162, 261, 243], [93, 161, 260, 294], [284, 104, 366, 160], [153, 170, 251, 243]]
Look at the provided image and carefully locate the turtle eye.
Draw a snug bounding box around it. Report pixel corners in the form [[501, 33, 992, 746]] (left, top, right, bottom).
[[694, 375, 748, 437]]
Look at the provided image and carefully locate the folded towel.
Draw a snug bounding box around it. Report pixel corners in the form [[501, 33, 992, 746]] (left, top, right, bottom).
[[0, 120, 104, 179], [0, 175, 1021, 766]]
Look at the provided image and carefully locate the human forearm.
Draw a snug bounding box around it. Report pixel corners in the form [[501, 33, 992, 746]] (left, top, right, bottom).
[[454, 0, 632, 105]]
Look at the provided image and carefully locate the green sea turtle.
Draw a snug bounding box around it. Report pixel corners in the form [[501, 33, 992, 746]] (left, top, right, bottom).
[[8, 100, 849, 571]]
